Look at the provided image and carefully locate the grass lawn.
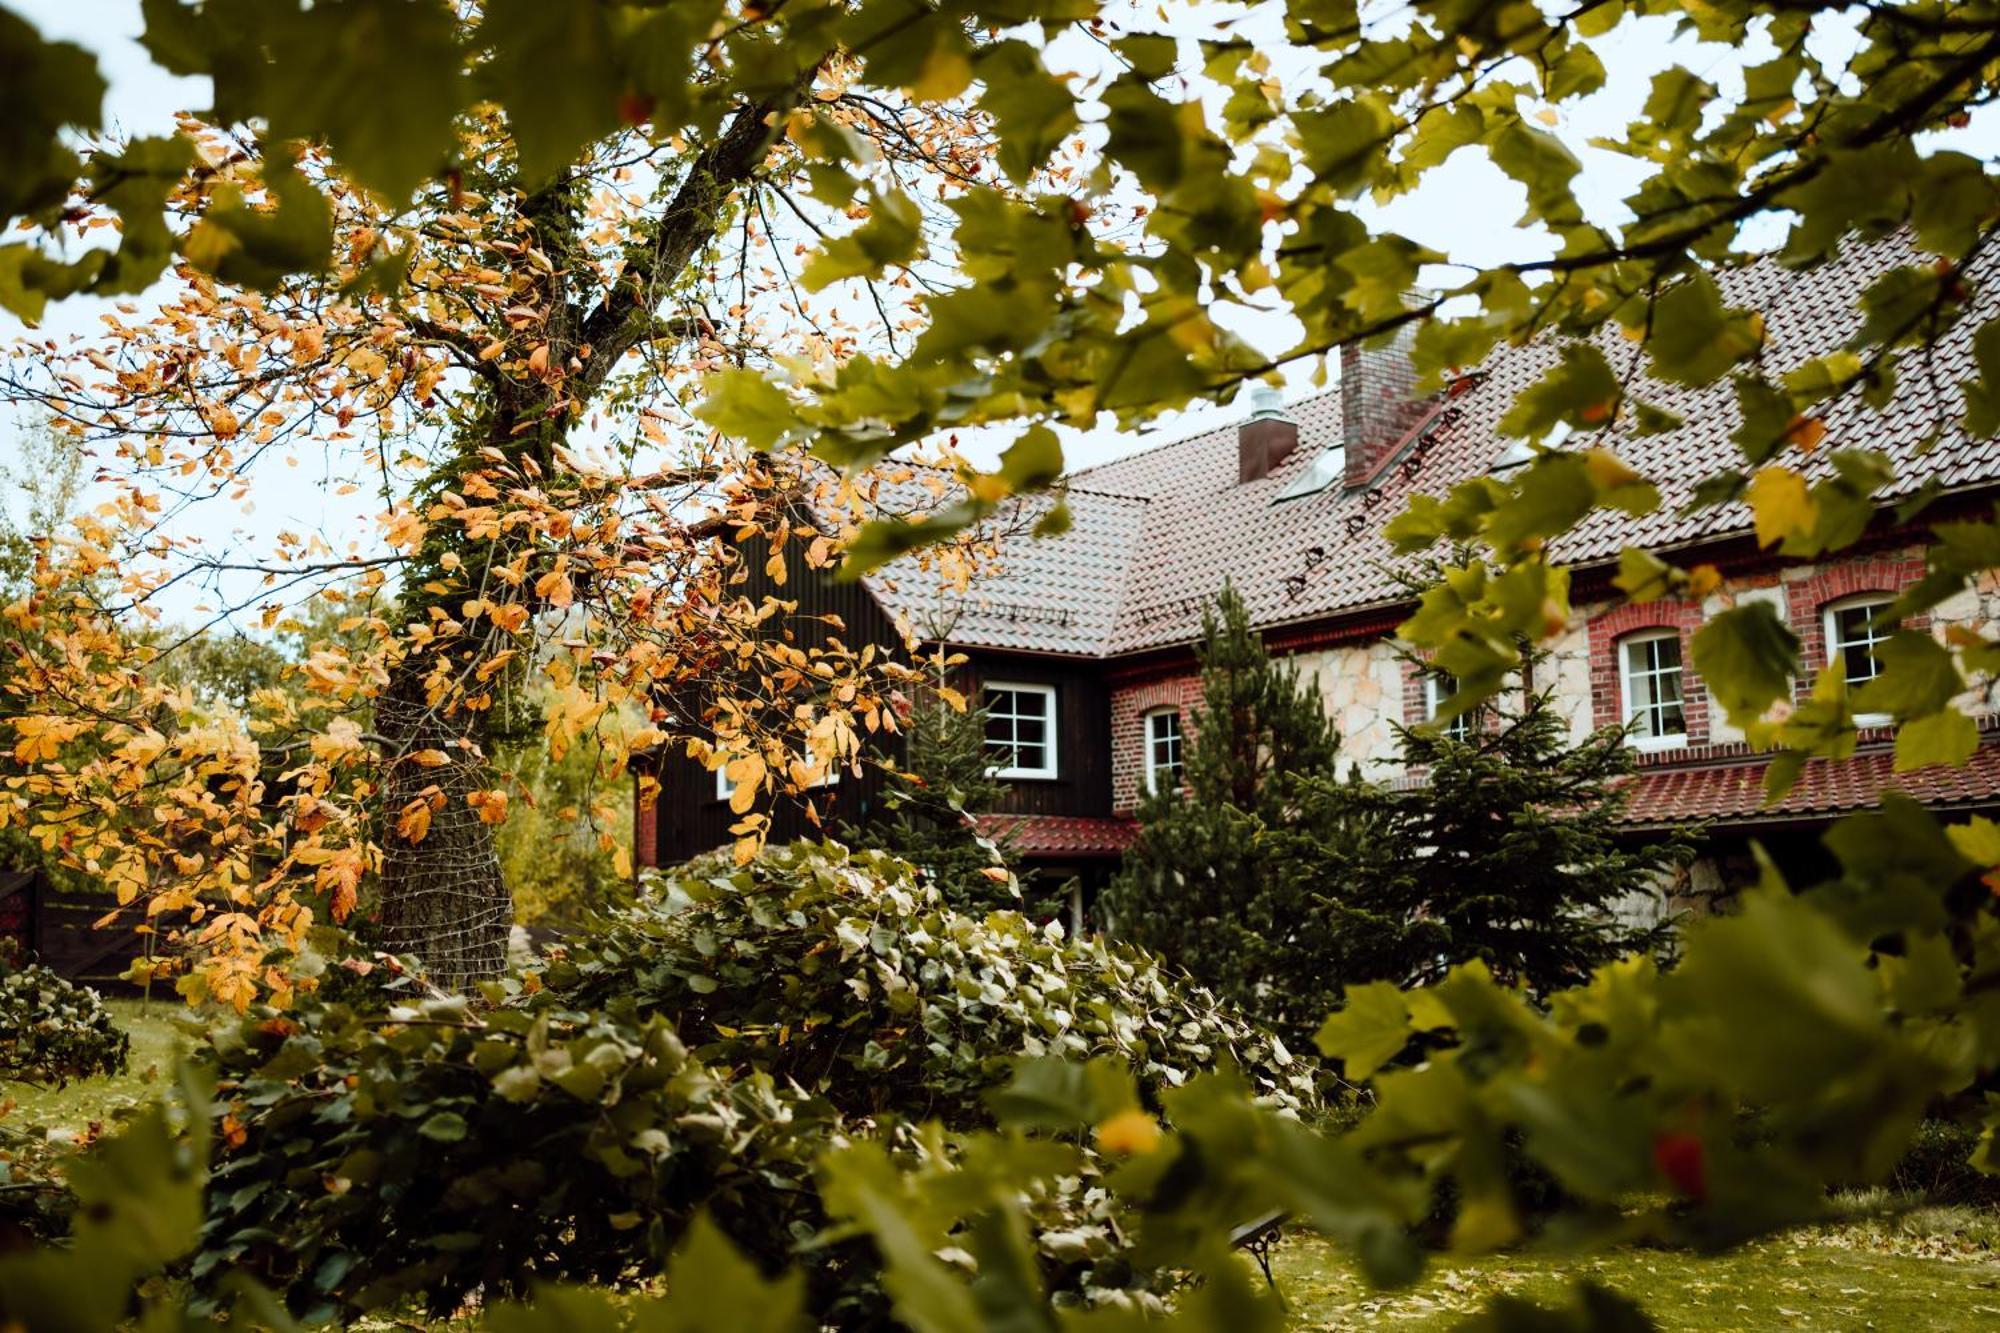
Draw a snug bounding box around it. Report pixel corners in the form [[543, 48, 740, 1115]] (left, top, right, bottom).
[[1, 998, 199, 1134], [1272, 1210, 2000, 1329]]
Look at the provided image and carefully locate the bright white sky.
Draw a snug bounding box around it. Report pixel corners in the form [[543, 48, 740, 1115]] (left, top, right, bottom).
[[4, 0, 1997, 616]]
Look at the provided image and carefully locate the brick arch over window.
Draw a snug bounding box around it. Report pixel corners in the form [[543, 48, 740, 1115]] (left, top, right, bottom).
[[1784, 555, 1929, 698], [1586, 601, 1711, 742], [1110, 672, 1204, 813]]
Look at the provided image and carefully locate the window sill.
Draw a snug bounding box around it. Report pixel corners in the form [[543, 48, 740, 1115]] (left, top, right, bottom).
[[1629, 736, 1689, 754], [991, 768, 1060, 782]]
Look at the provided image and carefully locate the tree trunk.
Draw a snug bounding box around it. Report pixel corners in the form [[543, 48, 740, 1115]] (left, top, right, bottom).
[[373, 652, 510, 984]]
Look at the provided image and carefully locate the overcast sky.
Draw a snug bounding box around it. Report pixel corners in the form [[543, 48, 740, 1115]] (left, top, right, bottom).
[[4, 0, 1997, 615]]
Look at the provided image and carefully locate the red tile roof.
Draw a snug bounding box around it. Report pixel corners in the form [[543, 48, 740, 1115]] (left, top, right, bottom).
[[975, 813, 1137, 858], [1618, 740, 2000, 828], [858, 234, 2000, 657]]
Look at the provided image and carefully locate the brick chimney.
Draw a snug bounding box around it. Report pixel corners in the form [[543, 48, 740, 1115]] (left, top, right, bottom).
[[1341, 320, 1429, 489], [1237, 384, 1299, 483]]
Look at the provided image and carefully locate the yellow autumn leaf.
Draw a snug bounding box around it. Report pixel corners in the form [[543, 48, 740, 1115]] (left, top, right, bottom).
[[535, 570, 574, 608], [1746, 466, 1817, 548], [466, 789, 510, 824], [1095, 1109, 1163, 1156], [395, 799, 433, 844], [726, 753, 766, 815]]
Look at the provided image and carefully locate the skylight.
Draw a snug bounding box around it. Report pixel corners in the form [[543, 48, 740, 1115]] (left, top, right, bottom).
[[1492, 421, 1572, 472], [1273, 445, 1347, 502]]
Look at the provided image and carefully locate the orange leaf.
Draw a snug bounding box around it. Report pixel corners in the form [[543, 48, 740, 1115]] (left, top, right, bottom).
[[395, 799, 433, 844]]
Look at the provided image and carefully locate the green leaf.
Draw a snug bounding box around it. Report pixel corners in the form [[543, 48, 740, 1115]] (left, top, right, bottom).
[[1690, 602, 1799, 725], [1314, 981, 1411, 1080], [978, 41, 1078, 186], [1496, 344, 1619, 442], [695, 368, 807, 452], [995, 424, 1064, 491], [648, 1213, 806, 1332], [0, 10, 103, 222], [1643, 269, 1762, 387], [837, 502, 988, 579], [802, 189, 925, 290], [1613, 548, 1675, 603], [1895, 710, 1978, 772], [420, 1111, 469, 1142], [183, 152, 333, 290], [985, 1055, 1137, 1129], [270, 0, 465, 202], [478, 0, 620, 184], [1853, 631, 1964, 720]]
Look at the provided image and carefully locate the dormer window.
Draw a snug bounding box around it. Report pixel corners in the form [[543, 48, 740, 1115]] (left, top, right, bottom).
[[1273, 445, 1348, 502]]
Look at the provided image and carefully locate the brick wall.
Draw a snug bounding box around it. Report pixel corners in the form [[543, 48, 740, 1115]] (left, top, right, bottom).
[[1340, 322, 1430, 488], [1109, 671, 1204, 813], [1101, 550, 1949, 808], [1585, 598, 1715, 741], [1782, 553, 1929, 698]]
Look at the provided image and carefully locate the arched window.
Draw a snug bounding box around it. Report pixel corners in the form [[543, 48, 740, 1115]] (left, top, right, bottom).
[[1620, 629, 1686, 749], [1143, 708, 1184, 792], [1823, 594, 1896, 723]]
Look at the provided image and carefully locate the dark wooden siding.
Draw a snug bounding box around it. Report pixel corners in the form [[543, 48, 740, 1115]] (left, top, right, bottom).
[[960, 651, 1112, 818], [651, 507, 908, 863], [1, 866, 146, 991]]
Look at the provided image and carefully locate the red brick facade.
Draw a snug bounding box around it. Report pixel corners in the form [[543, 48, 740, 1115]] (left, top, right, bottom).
[[1585, 598, 1715, 741], [1110, 671, 1204, 813], [1784, 553, 1930, 697], [1098, 552, 1954, 820]]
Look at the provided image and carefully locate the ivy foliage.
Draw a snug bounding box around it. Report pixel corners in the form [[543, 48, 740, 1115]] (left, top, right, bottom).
[[531, 841, 1322, 1123], [194, 986, 826, 1322], [195, 841, 1316, 1324], [0, 958, 129, 1087]]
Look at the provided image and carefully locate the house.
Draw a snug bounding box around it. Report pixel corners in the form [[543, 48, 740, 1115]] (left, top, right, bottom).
[[638, 236, 2000, 914]]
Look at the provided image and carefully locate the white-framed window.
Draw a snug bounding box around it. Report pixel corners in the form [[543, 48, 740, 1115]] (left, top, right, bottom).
[[1144, 708, 1184, 792], [984, 682, 1058, 779], [1620, 630, 1687, 749], [1824, 596, 1895, 722], [1424, 672, 1472, 741]]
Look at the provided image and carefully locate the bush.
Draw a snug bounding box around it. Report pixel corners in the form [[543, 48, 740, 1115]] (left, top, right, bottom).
[[533, 841, 1323, 1122], [0, 959, 128, 1087], [1887, 1119, 2000, 1207], [199, 841, 1322, 1324], [196, 992, 829, 1320]]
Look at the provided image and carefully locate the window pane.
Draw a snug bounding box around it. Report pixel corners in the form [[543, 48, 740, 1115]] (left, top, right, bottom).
[[1624, 636, 1685, 741], [1832, 602, 1890, 687]]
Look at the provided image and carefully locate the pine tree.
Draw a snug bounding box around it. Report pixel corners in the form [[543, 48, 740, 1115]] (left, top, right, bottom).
[[1280, 677, 1695, 997], [1102, 584, 1345, 1038], [843, 683, 1026, 915]]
